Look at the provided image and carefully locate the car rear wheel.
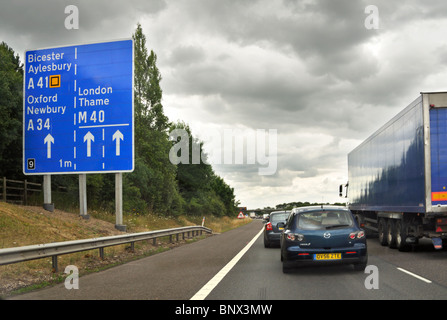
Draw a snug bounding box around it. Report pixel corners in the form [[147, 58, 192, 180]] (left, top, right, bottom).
[[353, 256, 368, 271], [282, 261, 292, 274], [353, 262, 367, 271], [264, 237, 270, 248]]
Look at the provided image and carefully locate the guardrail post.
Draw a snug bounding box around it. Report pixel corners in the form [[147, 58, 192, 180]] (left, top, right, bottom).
[[153, 238, 156, 245], [99, 247, 104, 260], [52, 255, 58, 273], [176, 233, 179, 242]]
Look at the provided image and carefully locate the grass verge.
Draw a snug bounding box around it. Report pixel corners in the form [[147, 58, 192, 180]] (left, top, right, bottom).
[[0, 202, 251, 298]]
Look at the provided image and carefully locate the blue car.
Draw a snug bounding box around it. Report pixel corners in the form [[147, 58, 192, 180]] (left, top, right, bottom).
[[279, 206, 367, 273]]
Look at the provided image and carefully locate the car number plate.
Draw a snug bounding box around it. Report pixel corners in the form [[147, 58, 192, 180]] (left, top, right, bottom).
[[313, 253, 341, 260]]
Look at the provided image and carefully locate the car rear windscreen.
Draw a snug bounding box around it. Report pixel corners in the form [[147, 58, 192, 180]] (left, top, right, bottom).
[[295, 210, 354, 230], [270, 213, 289, 223]]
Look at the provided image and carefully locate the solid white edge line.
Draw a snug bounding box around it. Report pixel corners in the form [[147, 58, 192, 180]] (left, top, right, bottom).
[[397, 267, 432, 284], [190, 228, 264, 300]]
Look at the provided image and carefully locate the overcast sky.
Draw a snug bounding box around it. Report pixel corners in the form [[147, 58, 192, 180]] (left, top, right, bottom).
[[2, 0, 447, 209]]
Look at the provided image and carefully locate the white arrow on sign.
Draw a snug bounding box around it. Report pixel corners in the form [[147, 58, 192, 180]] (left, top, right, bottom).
[[44, 134, 54, 159], [83, 131, 94, 157], [112, 130, 124, 156]]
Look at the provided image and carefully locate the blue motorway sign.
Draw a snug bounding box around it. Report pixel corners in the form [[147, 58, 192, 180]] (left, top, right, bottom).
[[23, 39, 134, 174]]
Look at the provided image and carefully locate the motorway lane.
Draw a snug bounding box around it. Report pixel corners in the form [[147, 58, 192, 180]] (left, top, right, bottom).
[[367, 237, 447, 288], [205, 232, 447, 300], [9, 218, 447, 300], [9, 220, 264, 300]]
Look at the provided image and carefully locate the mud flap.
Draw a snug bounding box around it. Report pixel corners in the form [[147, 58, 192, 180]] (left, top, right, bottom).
[[432, 237, 443, 250]]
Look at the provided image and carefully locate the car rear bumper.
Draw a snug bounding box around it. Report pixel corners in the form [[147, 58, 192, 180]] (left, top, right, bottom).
[[265, 231, 282, 243], [283, 243, 367, 266]]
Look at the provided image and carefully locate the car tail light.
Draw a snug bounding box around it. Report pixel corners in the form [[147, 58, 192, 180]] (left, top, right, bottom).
[[266, 222, 273, 231], [349, 231, 365, 239], [287, 233, 304, 241]]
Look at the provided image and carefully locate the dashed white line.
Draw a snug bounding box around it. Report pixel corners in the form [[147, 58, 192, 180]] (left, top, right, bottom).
[[397, 267, 432, 284], [190, 228, 264, 300]]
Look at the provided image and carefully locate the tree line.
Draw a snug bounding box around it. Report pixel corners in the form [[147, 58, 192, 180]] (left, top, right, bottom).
[[274, 201, 346, 210], [0, 24, 238, 217]]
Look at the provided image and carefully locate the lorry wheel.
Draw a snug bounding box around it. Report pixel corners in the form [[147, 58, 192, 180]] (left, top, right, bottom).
[[396, 220, 410, 252], [387, 219, 397, 249], [378, 218, 388, 246]]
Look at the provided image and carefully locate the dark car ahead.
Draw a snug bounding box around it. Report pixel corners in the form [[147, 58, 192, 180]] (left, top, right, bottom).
[[279, 206, 367, 273], [264, 211, 290, 247]]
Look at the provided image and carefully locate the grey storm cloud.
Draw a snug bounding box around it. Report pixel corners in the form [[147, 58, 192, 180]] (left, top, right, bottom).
[[0, 0, 166, 51], [2, 0, 447, 207]]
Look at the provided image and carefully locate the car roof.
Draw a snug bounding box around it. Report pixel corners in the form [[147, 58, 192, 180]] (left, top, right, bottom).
[[291, 205, 349, 214], [269, 210, 290, 215]]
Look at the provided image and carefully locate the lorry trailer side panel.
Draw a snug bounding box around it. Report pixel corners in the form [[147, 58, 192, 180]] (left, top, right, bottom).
[[348, 92, 447, 217], [348, 96, 426, 213]]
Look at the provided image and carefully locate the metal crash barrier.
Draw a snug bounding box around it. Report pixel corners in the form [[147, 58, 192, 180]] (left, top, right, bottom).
[[0, 225, 212, 272]]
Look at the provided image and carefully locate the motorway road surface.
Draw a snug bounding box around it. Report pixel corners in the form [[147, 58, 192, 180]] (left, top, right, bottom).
[[9, 219, 447, 300]]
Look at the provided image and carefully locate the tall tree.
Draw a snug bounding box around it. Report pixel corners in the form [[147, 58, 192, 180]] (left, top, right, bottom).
[[133, 23, 168, 133], [128, 24, 182, 215], [172, 121, 237, 216], [211, 175, 237, 216]]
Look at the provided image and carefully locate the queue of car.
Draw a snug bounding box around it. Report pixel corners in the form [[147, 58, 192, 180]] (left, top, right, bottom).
[[262, 205, 368, 273]]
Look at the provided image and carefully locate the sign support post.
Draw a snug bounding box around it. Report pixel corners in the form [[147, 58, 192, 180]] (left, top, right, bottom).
[[43, 175, 54, 212], [115, 172, 126, 231], [79, 174, 89, 219]]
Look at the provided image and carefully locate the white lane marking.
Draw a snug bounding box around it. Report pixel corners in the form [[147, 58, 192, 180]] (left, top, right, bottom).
[[190, 228, 264, 300], [397, 267, 432, 284]]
